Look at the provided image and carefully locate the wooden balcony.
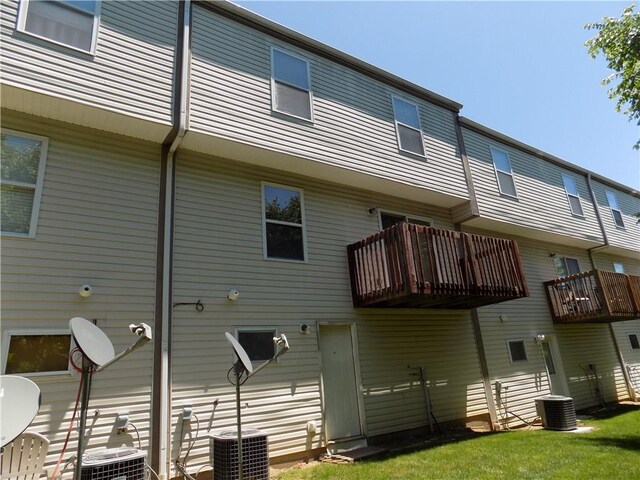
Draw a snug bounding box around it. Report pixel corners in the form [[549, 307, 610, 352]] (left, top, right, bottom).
[[544, 270, 640, 324], [346, 223, 529, 309]]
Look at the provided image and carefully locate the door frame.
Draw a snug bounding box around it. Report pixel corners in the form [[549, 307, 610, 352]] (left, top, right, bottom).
[[316, 321, 367, 443], [541, 333, 570, 396]]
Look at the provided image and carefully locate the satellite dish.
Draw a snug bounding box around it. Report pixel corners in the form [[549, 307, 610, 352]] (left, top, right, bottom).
[[70, 317, 115, 367], [225, 332, 253, 374], [0, 375, 41, 448]]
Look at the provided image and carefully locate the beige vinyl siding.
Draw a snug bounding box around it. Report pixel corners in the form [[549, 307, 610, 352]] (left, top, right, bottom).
[[590, 180, 640, 252], [462, 128, 603, 243], [591, 253, 640, 276], [170, 149, 485, 466], [0, 111, 159, 470], [0, 0, 177, 125], [189, 6, 469, 200], [611, 320, 640, 379]]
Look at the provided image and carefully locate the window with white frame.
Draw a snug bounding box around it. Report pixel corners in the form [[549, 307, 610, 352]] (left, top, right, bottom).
[[629, 334, 640, 350], [237, 329, 277, 362], [552, 256, 580, 278], [507, 339, 527, 362], [271, 48, 313, 121], [3, 330, 72, 375], [489, 146, 517, 198], [605, 190, 625, 228], [392, 96, 426, 157], [379, 211, 431, 230], [17, 0, 101, 54], [561, 174, 584, 217], [1, 130, 48, 237], [613, 262, 624, 274], [263, 183, 306, 261]]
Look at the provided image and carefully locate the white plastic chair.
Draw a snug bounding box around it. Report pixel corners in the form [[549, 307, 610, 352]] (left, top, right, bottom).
[[0, 432, 49, 480]]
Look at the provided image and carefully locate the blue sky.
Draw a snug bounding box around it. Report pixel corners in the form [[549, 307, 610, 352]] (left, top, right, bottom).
[[236, 1, 639, 190]]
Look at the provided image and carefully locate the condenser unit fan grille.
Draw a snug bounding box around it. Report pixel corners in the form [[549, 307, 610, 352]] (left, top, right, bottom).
[[535, 396, 577, 431], [210, 428, 269, 480], [80, 448, 146, 480]]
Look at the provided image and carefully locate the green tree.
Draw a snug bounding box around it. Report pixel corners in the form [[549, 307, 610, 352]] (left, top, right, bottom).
[[585, 5, 640, 148]]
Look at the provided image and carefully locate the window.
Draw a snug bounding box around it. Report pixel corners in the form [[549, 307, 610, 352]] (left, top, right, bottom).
[[561, 174, 584, 217], [262, 183, 306, 261], [392, 96, 426, 157], [508, 340, 527, 362], [17, 0, 101, 54], [237, 329, 277, 362], [613, 262, 624, 274], [271, 48, 313, 121], [1, 130, 48, 237], [552, 256, 580, 278], [379, 211, 431, 230], [3, 331, 72, 376], [629, 334, 640, 350], [605, 190, 625, 228], [489, 146, 517, 198]]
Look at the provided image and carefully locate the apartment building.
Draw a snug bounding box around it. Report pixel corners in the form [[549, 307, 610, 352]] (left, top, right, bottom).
[[1, 1, 638, 479]]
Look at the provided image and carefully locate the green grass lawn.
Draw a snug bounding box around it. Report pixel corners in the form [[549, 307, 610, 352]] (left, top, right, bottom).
[[278, 406, 640, 480]]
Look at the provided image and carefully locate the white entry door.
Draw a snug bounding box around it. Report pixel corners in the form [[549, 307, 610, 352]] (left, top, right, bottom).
[[541, 339, 568, 396], [319, 324, 362, 441]]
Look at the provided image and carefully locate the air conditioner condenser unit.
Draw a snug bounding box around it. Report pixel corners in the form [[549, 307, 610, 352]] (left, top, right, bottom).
[[535, 395, 577, 431], [210, 427, 269, 480], [81, 448, 146, 480]]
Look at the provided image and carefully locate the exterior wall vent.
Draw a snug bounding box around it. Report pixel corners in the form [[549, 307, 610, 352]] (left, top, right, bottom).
[[80, 448, 146, 480], [209, 428, 269, 480], [535, 395, 577, 431]]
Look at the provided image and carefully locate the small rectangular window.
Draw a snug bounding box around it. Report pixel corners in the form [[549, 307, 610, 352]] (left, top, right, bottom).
[[629, 334, 639, 350], [613, 262, 624, 274], [508, 340, 527, 362], [380, 211, 431, 230], [392, 96, 426, 157], [3, 331, 72, 375], [561, 174, 584, 217], [263, 183, 306, 261], [237, 329, 277, 362], [271, 48, 313, 121], [1, 130, 48, 237], [17, 0, 101, 54], [490, 146, 517, 198], [605, 190, 625, 228]]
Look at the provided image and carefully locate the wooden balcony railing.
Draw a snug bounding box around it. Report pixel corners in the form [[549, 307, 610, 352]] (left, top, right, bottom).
[[544, 270, 640, 324], [346, 223, 529, 308]]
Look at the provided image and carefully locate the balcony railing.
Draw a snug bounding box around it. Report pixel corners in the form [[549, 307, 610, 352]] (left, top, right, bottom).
[[346, 223, 529, 308], [544, 270, 640, 323]]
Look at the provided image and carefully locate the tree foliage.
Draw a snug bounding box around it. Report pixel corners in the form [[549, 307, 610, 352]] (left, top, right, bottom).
[[585, 5, 640, 148]]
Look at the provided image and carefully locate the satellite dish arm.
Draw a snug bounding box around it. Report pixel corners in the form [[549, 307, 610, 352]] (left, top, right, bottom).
[[248, 334, 289, 378], [95, 323, 152, 372]]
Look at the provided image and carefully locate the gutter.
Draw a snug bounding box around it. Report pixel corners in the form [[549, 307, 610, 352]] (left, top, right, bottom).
[[151, 1, 192, 478]]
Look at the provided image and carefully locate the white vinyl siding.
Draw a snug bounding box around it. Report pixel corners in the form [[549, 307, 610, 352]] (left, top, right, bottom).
[[1, 130, 48, 237], [561, 174, 584, 217], [17, 0, 101, 54], [271, 48, 313, 121], [489, 146, 517, 198], [392, 96, 426, 157], [605, 190, 625, 229]]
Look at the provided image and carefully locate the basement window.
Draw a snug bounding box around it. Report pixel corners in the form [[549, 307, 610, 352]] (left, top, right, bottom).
[[629, 334, 639, 350], [3, 330, 72, 376], [561, 174, 584, 217], [237, 329, 277, 362], [507, 339, 528, 363], [17, 0, 101, 54], [605, 190, 625, 229], [392, 95, 426, 157], [490, 146, 518, 198], [271, 48, 313, 121]]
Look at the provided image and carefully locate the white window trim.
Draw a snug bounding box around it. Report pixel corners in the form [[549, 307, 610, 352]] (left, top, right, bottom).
[[561, 174, 584, 218], [261, 181, 308, 263], [16, 0, 101, 55], [506, 338, 528, 363], [1, 129, 48, 238], [270, 46, 314, 123], [489, 146, 518, 199], [378, 209, 433, 230], [605, 190, 625, 229], [2, 328, 73, 377], [391, 94, 426, 158], [234, 327, 280, 364]]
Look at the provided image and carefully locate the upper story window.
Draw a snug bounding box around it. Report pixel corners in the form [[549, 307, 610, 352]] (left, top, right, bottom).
[[391, 96, 426, 157], [1, 130, 48, 237], [605, 190, 625, 229], [17, 0, 101, 54], [552, 256, 580, 278], [489, 146, 517, 198], [271, 48, 313, 121], [613, 262, 624, 274], [262, 183, 306, 262], [380, 211, 431, 230], [561, 174, 584, 217]]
